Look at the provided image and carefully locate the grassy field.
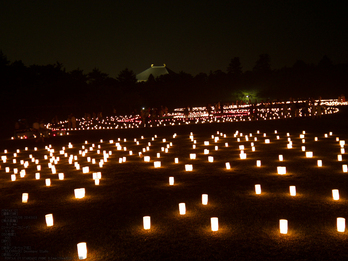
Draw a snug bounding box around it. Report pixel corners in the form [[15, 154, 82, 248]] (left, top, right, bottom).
[[1, 107, 348, 261]]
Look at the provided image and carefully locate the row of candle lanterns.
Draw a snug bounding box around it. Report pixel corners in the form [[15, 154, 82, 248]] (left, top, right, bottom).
[[142, 216, 346, 233]]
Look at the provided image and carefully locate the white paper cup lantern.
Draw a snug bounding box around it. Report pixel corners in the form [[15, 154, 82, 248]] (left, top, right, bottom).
[[208, 156, 214, 162], [337, 217, 345, 232], [11, 174, 16, 181], [45, 178, 51, 186], [143, 216, 151, 230], [22, 193, 29, 203], [185, 164, 193, 171], [169, 177, 174, 185], [154, 161, 161, 168], [77, 242, 87, 259], [144, 156, 150, 162], [317, 160, 322, 167], [240, 152, 246, 159], [277, 166, 286, 175], [301, 146, 306, 151], [343, 165, 348, 173], [332, 189, 340, 200], [179, 203, 186, 215], [337, 155, 342, 161], [289, 186, 296, 196], [74, 188, 85, 199], [95, 179, 100, 185], [190, 153, 196, 159], [225, 162, 231, 170], [58, 173, 64, 180], [306, 151, 313, 158], [279, 219, 288, 234], [279, 155, 283, 161], [45, 214, 54, 227], [211, 217, 219, 231], [255, 184, 261, 194], [202, 194, 208, 205], [174, 158, 179, 163], [256, 160, 261, 167], [204, 149, 209, 154]]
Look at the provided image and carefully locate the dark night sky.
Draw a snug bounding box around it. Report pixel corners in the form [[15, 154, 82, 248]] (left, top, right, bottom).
[[1, 0, 347, 77]]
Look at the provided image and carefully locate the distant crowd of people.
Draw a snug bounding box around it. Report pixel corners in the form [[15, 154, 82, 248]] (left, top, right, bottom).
[[140, 106, 168, 126], [14, 118, 48, 141]]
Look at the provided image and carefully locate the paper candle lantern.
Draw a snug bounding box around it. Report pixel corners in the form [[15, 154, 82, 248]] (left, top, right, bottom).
[[332, 189, 339, 200], [265, 139, 270, 144], [211, 217, 219, 231], [343, 165, 348, 173], [301, 146, 306, 151], [45, 178, 51, 186], [338, 155, 342, 161], [95, 179, 100, 185], [144, 156, 150, 162], [37, 165, 41, 171], [287, 143, 292, 149], [204, 149, 209, 154], [208, 156, 214, 162], [11, 174, 16, 181], [35, 173, 40, 179], [174, 158, 179, 163], [204, 141, 209, 145], [289, 186, 296, 196], [179, 203, 186, 215], [279, 155, 283, 161], [225, 162, 231, 170], [143, 216, 151, 230], [169, 177, 174, 185], [317, 160, 322, 167], [185, 164, 193, 171], [154, 161, 161, 168], [22, 193, 28, 203], [77, 242, 87, 260], [240, 153, 246, 159], [157, 153, 160, 158], [190, 153, 196, 159], [256, 160, 261, 167], [202, 194, 208, 205], [306, 151, 313, 158], [74, 188, 85, 199], [82, 166, 89, 173], [45, 214, 54, 227], [337, 217, 345, 232], [277, 166, 286, 175], [279, 219, 288, 234], [58, 173, 64, 180], [255, 184, 261, 194]]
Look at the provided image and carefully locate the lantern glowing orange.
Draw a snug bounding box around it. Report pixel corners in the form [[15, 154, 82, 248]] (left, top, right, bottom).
[[279, 219, 288, 234], [143, 216, 151, 230], [211, 217, 219, 231]]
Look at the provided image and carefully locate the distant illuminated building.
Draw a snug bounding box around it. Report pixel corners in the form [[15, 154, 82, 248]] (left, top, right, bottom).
[[136, 64, 175, 82]]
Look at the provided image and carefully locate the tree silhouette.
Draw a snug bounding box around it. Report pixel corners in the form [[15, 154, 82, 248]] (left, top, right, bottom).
[[253, 54, 271, 74], [227, 57, 242, 75], [117, 68, 137, 87]]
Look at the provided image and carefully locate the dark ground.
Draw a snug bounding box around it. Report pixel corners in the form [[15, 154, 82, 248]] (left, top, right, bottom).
[[1, 106, 348, 261]]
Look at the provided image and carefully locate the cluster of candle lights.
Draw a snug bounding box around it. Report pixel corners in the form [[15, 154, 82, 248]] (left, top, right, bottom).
[[2, 123, 348, 259]]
